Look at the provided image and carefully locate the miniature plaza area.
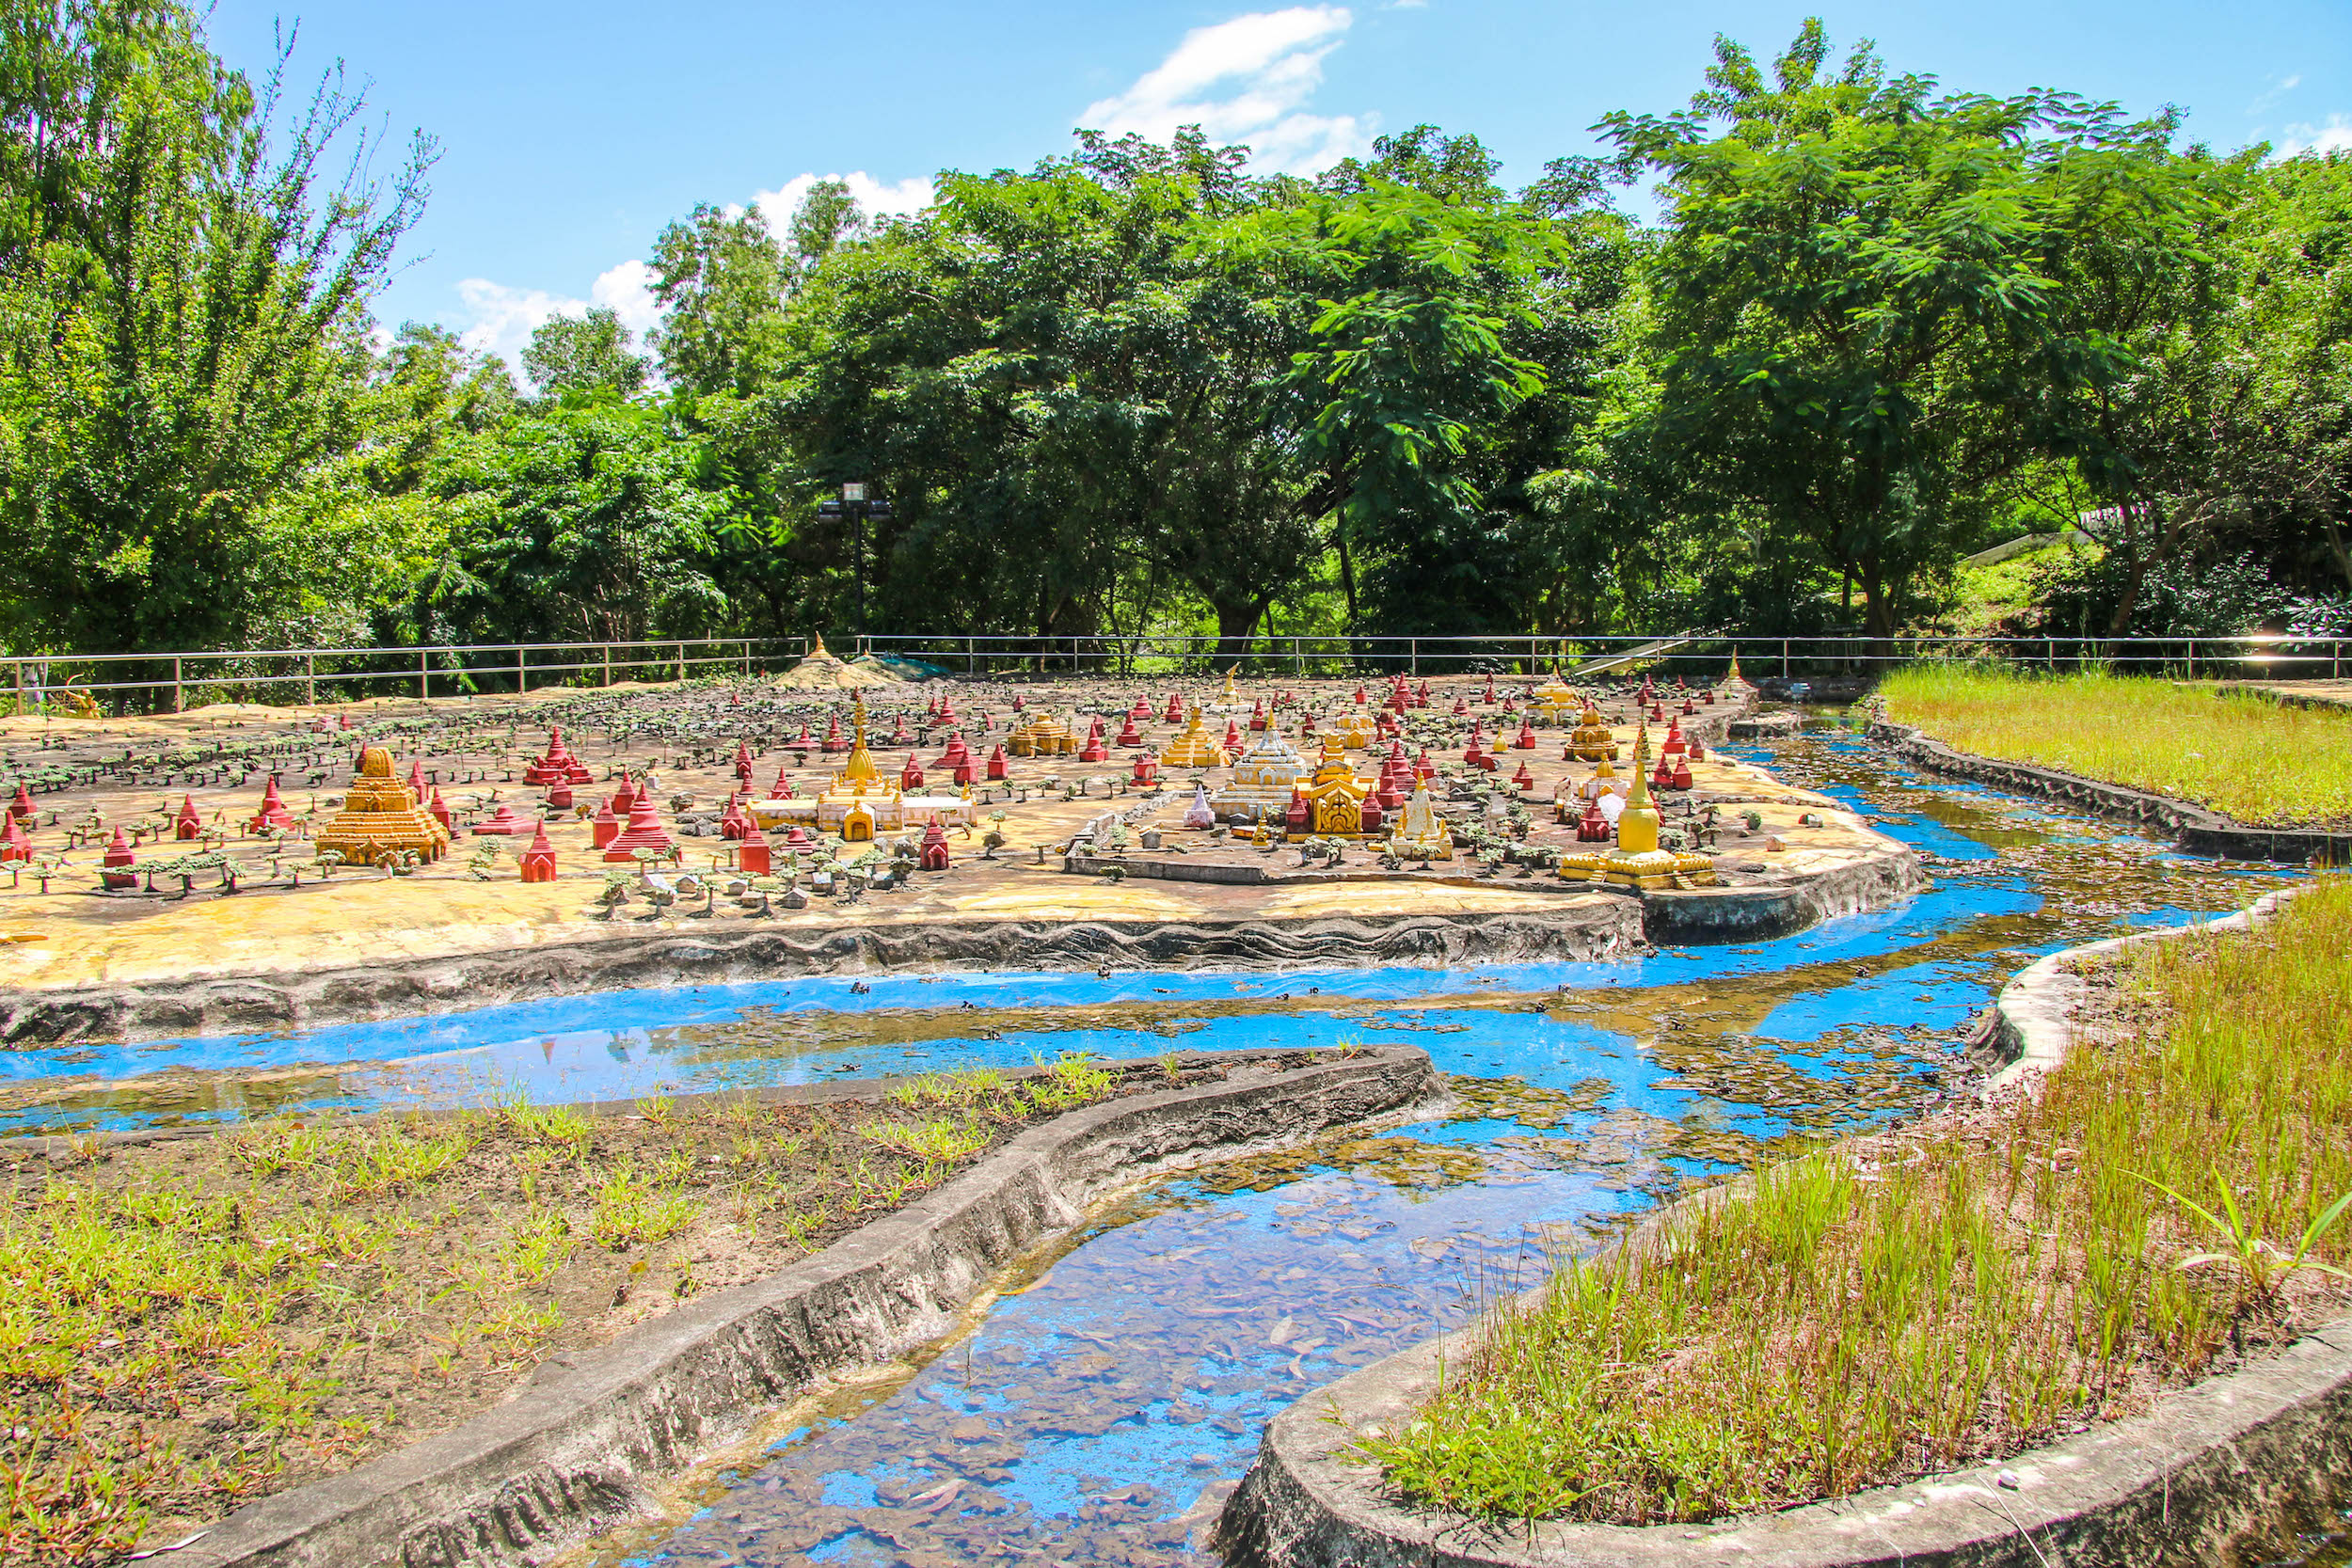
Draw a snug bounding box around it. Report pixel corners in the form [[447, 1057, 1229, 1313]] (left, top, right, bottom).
[[7, 659, 2345, 1568], [0, 654, 1914, 1028]]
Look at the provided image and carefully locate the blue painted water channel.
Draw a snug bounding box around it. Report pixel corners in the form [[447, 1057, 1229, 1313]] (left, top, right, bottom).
[[1, 731, 2307, 1566]]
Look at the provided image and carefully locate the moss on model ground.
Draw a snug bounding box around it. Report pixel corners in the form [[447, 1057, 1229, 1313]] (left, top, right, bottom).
[[1363, 880, 2352, 1527], [0, 1047, 1288, 1564], [1877, 665, 2352, 827]]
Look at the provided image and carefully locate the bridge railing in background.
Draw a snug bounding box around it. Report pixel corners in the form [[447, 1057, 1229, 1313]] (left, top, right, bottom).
[[6, 637, 808, 715]]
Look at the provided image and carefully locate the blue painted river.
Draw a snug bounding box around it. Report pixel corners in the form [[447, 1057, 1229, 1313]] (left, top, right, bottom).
[[0, 732, 2305, 1566]]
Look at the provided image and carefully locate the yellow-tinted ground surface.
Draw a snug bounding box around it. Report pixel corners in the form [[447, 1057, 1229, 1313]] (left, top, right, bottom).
[[0, 673, 1889, 998]]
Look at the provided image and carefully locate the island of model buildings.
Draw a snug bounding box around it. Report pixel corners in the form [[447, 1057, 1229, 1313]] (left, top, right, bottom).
[[0, 644, 1822, 927]]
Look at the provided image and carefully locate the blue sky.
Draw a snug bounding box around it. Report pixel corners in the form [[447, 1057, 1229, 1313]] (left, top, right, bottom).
[[203, 1, 2352, 372]]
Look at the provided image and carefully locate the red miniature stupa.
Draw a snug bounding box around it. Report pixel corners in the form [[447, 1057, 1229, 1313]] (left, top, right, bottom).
[[985, 744, 1009, 782], [737, 819, 771, 876], [917, 816, 951, 871], [103, 827, 137, 889], [602, 792, 677, 863], [175, 794, 201, 841], [249, 775, 294, 832], [901, 752, 926, 790], [518, 821, 559, 883], [473, 802, 528, 835], [524, 728, 594, 786]]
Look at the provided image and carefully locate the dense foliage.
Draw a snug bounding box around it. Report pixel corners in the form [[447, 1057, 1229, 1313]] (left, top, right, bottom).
[[3, 5, 2349, 673]]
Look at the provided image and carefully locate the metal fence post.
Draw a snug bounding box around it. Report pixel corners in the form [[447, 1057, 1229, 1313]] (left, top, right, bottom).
[[676, 641, 687, 683], [603, 645, 612, 687], [305, 653, 316, 705], [418, 648, 429, 701], [517, 646, 527, 694], [173, 657, 184, 713], [1780, 640, 1789, 680], [1410, 639, 1419, 678]]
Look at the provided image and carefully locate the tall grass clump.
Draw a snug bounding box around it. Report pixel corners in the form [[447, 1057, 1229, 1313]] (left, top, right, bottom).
[[1367, 880, 2352, 1526], [1877, 665, 2352, 825]]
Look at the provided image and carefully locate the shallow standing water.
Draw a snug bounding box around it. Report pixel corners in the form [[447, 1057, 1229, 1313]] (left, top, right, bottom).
[[0, 732, 2307, 1566]]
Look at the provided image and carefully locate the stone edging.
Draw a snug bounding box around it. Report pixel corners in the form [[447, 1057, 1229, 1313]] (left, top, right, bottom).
[[1218, 890, 2352, 1568], [0, 907, 1645, 1045], [167, 1043, 1444, 1568], [1872, 720, 2351, 863]]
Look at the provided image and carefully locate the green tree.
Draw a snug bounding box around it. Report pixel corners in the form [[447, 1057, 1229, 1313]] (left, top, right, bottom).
[[0, 0, 432, 659], [420, 392, 730, 648], [1608, 21, 2137, 637], [648, 203, 789, 396], [520, 306, 648, 398]]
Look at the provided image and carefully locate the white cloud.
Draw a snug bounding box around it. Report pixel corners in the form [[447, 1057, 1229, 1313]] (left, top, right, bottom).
[[590, 259, 663, 340], [453, 278, 583, 372], [2278, 113, 2352, 157], [1078, 6, 1375, 175], [750, 170, 936, 232], [2249, 73, 2301, 116]]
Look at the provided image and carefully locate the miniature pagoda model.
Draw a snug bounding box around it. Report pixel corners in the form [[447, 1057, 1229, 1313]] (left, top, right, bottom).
[[317, 747, 451, 867], [1556, 726, 1717, 889], [1214, 727, 1306, 822], [1294, 736, 1375, 836], [1008, 709, 1074, 757], [1532, 667, 1581, 726], [1160, 705, 1229, 768], [816, 696, 904, 838], [1567, 700, 1620, 762]]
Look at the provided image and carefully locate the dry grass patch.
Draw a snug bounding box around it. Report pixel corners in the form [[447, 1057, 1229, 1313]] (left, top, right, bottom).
[[1877, 664, 2352, 827], [1367, 881, 2352, 1527]]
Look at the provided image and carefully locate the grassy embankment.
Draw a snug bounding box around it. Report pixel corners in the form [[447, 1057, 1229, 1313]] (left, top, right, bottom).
[[1, 1053, 1141, 1562], [1876, 664, 2352, 827], [1367, 879, 2352, 1526]]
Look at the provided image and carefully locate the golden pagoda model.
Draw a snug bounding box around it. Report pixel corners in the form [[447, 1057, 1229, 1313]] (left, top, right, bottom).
[[1296, 736, 1374, 836], [317, 746, 451, 867], [1332, 705, 1377, 750], [1213, 727, 1305, 822], [1567, 701, 1620, 762], [817, 695, 904, 838], [1389, 783, 1454, 859], [1216, 666, 1240, 708], [1008, 709, 1074, 757], [1533, 667, 1581, 726], [1724, 647, 1747, 689], [1160, 705, 1229, 768], [1557, 726, 1717, 890]]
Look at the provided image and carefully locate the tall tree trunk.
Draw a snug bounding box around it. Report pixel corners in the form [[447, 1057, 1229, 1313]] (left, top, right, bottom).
[[1211, 598, 1263, 664], [2320, 515, 2352, 596]]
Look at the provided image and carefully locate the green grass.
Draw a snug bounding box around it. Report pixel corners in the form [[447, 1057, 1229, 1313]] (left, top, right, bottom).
[[0, 1056, 1136, 1563], [1878, 665, 2352, 826], [1365, 880, 2352, 1528]]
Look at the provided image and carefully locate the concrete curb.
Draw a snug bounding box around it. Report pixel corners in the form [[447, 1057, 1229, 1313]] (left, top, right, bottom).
[[0, 907, 1645, 1045], [169, 1044, 1444, 1568], [1218, 890, 2352, 1568], [1872, 721, 2351, 864]]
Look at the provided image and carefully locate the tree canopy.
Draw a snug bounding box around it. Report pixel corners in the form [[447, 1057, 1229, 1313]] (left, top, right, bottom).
[[3, 5, 2348, 679]]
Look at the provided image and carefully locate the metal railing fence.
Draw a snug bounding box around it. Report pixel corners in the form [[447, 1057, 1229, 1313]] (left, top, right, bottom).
[[2, 631, 2344, 716], [850, 631, 2351, 683], [7, 637, 809, 714]]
